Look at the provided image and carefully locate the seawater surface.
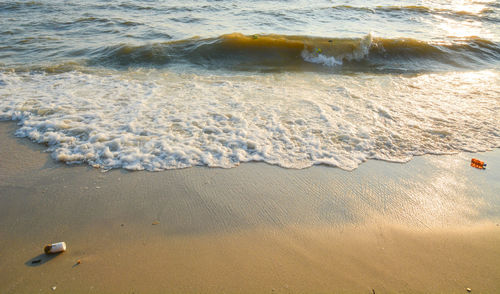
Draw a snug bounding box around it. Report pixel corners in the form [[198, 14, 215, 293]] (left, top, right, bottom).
[[1, 0, 499, 170]]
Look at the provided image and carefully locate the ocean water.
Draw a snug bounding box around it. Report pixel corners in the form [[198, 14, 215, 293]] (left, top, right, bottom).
[[0, 0, 499, 170]]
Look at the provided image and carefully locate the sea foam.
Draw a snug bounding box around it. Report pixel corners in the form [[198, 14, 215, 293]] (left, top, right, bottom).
[[1, 69, 499, 171]]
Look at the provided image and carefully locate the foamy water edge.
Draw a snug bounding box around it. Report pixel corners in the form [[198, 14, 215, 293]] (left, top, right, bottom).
[[1, 70, 499, 171]]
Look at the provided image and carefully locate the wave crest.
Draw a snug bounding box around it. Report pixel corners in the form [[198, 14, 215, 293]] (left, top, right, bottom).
[[7, 33, 499, 73]]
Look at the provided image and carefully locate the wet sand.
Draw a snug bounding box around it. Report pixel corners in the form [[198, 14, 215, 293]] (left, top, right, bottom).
[[1, 121, 499, 293]]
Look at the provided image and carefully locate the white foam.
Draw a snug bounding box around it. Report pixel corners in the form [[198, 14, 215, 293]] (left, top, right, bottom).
[[301, 34, 372, 67], [0, 69, 499, 171], [301, 50, 343, 67]]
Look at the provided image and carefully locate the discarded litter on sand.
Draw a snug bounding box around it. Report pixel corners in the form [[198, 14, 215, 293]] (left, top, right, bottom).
[[470, 158, 487, 169]]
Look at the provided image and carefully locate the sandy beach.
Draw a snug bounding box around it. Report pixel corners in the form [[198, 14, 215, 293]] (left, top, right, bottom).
[[2, 0, 500, 293], [1, 121, 499, 293]]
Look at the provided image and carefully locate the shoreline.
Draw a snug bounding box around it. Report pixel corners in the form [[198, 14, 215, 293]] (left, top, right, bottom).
[[1, 121, 500, 293]]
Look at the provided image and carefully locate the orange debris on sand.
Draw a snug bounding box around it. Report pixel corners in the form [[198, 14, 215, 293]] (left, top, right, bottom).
[[471, 158, 486, 169]]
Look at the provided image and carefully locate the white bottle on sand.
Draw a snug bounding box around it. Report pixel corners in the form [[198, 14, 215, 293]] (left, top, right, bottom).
[[44, 242, 67, 254]]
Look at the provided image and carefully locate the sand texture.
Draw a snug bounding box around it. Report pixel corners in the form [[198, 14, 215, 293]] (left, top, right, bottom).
[[1, 121, 500, 293]]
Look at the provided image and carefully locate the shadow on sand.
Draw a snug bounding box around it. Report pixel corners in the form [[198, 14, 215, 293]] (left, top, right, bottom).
[[25, 253, 62, 267]]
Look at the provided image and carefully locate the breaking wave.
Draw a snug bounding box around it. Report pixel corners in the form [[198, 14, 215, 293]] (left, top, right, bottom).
[[84, 33, 500, 72]]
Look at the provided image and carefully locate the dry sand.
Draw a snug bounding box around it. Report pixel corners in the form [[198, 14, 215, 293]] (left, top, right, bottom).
[[1, 121, 499, 293]]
